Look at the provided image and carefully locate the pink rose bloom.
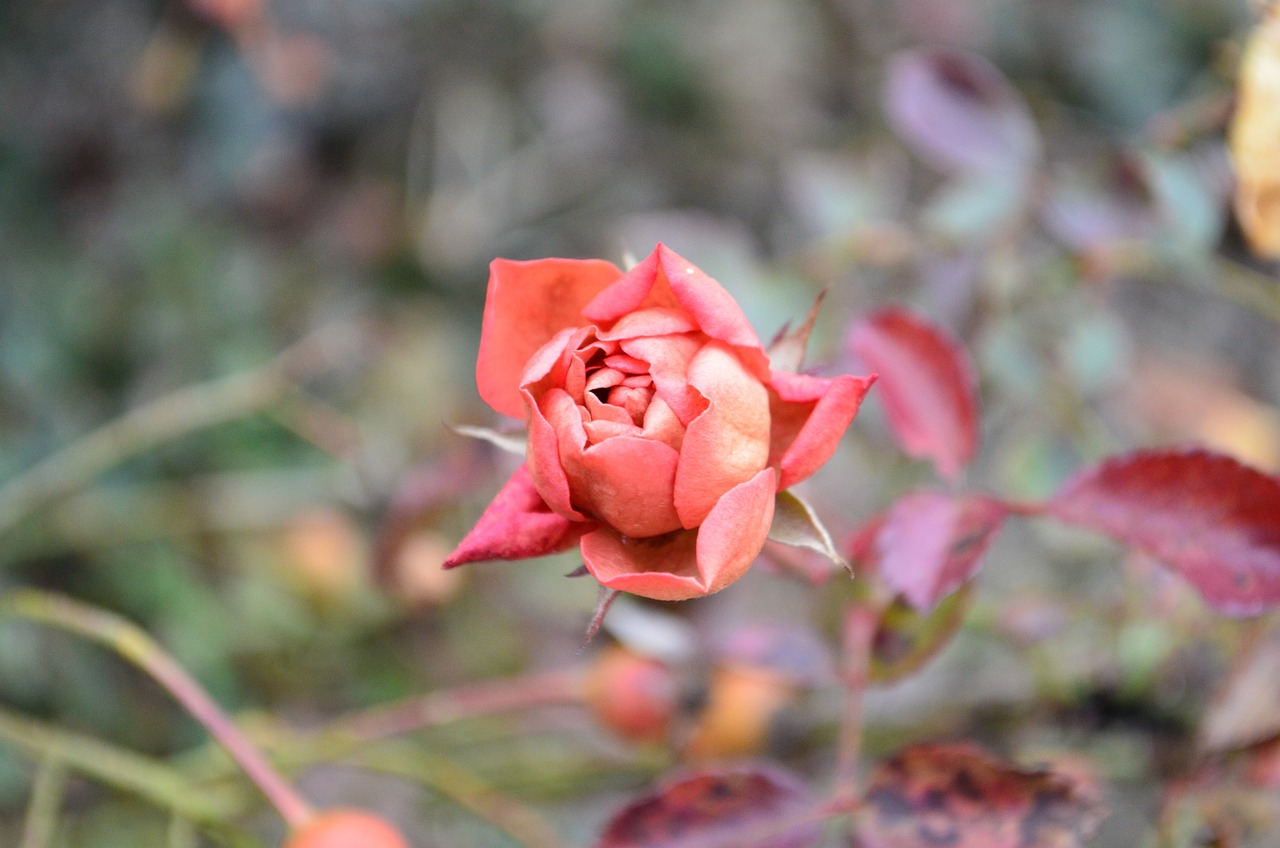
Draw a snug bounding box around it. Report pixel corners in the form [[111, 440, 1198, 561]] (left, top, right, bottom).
[[445, 244, 875, 601]]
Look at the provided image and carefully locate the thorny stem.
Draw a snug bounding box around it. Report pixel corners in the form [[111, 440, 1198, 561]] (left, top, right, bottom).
[[0, 590, 315, 830], [320, 668, 584, 744], [0, 320, 367, 539]]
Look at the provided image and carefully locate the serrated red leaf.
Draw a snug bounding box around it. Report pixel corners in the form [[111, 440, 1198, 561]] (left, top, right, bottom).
[[848, 309, 979, 481], [882, 49, 1041, 175], [595, 766, 821, 848], [850, 492, 1006, 612], [858, 743, 1106, 848], [1047, 449, 1280, 616]]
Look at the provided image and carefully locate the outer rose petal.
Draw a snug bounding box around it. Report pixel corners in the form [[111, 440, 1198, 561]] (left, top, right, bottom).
[[444, 467, 590, 567], [525, 388, 590, 521], [767, 371, 877, 490], [583, 245, 769, 379], [673, 342, 770, 528], [581, 468, 776, 601], [477, 257, 621, 418]]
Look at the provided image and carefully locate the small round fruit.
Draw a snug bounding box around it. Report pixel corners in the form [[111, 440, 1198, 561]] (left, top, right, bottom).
[[284, 810, 409, 848], [584, 646, 679, 743]]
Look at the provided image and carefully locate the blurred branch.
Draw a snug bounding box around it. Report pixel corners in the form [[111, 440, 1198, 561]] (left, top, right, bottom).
[[18, 756, 67, 848], [0, 590, 314, 829], [0, 705, 237, 822], [358, 747, 570, 848], [0, 320, 368, 539], [317, 668, 584, 745]]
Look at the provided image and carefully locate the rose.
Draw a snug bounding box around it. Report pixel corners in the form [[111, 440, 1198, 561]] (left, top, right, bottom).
[[444, 244, 874, 601]]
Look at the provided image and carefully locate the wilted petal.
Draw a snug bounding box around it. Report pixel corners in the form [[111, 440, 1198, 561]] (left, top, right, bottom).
[[444, 467, 590, 567], [767, 370, 877, 490], [673, 342, 770, 528], [477, 258, 621, 417]]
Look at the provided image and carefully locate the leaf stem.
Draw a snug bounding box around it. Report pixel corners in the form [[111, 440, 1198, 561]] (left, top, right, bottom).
[[0, 590, 314, 830], [835, 586, 889, 795]]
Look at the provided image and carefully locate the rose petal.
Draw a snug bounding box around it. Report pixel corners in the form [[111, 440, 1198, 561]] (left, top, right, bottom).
[[581, 526, 703, 601], [563, 435, 683, 537], [444, 467, 589, 567], [477, 258, 621, 418], [525, 388, 590, 521], [695, 467, 776, 594], [642, 395, 685, 451], [585, 245, 769, 378], [673, 342, 771, 528], [767, 371, 877, 490], [622, 334, 709, 426], [598, 306, 699, 340]]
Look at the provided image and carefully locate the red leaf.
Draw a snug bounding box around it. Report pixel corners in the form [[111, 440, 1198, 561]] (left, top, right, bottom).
[[858, 743, 1106, 848], [1047, 449, 1280, 616], [851, 492, 1006, 612], [882, 49, 1041, 175], [848, 309, 979, 481], [595, 766, 821, 848]]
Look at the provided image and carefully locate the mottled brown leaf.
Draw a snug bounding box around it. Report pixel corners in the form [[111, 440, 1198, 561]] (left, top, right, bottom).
[[857, 743, 1106, 848], [596, 766, 821, 848], [848, 309, 980, 481], [1047, 449, 1280, 616]]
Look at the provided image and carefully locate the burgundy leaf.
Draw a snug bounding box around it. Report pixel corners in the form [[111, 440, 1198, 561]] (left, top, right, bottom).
[[596, 766, 821, 848], [848, 309, 979, 480], [858, 743, 1106, 848], [850, 492, 1006, 612], [1047, 449, 1280, 616], [882, 49, 1041, 175]]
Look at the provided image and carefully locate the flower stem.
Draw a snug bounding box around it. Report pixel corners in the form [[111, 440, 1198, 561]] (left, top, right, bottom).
[[0, 590, 314, 830]]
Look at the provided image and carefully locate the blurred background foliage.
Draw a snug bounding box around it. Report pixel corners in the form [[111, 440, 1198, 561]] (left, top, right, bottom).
[[2, 0, 1280, 845]]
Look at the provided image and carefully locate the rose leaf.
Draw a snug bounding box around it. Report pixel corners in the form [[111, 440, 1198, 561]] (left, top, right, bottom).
[[1046, 448, 1280, 616], [882, 48, 1041, 176], [1200, 624, 1280, 753], [859, 743, 1106, 848], [850, 491, 1006, 613], [847, 308, 980, 481], [595, 765, 821, 848]]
